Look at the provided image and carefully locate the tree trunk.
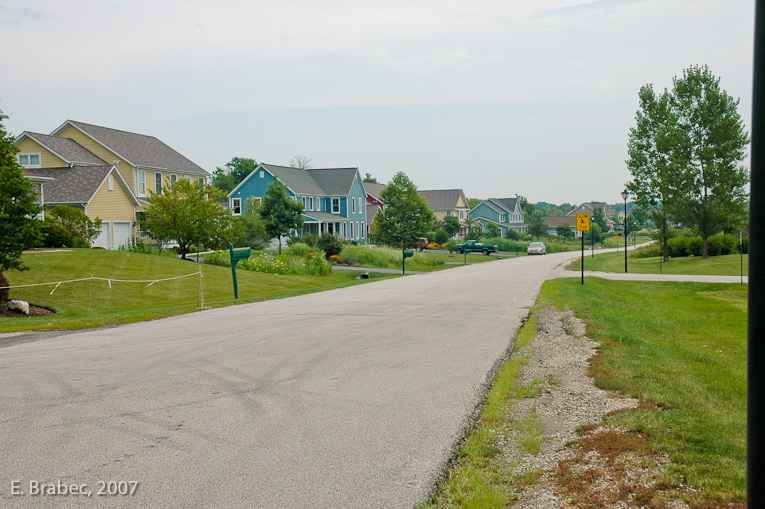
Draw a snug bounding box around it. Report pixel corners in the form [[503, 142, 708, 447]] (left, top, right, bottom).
[[702, 235, 709, 259]]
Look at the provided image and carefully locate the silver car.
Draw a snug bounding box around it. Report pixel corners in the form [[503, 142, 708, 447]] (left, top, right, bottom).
[[527, 242, 547, 255]]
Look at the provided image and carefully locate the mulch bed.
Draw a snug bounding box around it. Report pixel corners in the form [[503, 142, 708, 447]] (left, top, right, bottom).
[[0, 301, 55, 317]]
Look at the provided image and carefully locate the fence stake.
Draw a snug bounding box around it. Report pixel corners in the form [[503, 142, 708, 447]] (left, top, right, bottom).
[[89, 275, 93, 318], [198, 264, 203, 308]]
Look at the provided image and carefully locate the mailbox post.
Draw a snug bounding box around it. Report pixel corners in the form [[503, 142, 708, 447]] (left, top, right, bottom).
[[402, 248, 414, 274], [228, 242, 252, 299]]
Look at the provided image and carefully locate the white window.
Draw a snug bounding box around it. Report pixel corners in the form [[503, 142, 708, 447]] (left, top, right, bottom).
[[259, 170, 264, 178], [309, 197, 314, 211], [352, 197, 356, 214], [183, 175, 190, 181], [349, 222, 354, 239], [459, 210, 465, 219], [108, 174, 114, 191], [316, 198, 320, 212], [301, 197, 306, 208], [18, 153, 41, 168], [332, 198, 340, 214], [361, 221, 365, 238], [356, 221, 360, 240], [137, 170, 146, 196], [232, 198, 242, 215], [500, 213, 507, 222], [170, 174, 177, 185], [155, 172, 163, 194]]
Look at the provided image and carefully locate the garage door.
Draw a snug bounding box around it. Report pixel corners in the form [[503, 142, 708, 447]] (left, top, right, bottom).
[[92, 221, 111, 249], [113, 222, 132, 250]]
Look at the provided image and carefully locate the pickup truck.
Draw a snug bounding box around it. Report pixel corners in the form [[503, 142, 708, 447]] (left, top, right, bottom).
[[455, 240, 497, 255], [406, 237, 429, 251]]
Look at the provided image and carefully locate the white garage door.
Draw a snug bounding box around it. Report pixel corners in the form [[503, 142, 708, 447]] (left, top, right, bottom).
[[113, 222, 132, 250], [92, 221, 111, 249]]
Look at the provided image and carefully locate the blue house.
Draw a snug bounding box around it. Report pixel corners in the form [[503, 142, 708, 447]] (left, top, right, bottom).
[[228, 163, 368, 242], [469, 198, 527, 236]]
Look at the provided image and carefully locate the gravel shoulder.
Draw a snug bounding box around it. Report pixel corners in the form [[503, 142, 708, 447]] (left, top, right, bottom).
[[501, 308, 691, 508]]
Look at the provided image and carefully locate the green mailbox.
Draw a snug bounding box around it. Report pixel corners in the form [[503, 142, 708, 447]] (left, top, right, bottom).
[[402, 249, 414, 274], [228, 243, 252, 299]]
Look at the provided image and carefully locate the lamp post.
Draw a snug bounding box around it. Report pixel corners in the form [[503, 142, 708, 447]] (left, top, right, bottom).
[[621, 189, 629, 273]]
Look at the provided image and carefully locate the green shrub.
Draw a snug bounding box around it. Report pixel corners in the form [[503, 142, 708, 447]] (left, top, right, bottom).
[[204, 251, 231, 267], [708, 234, 738, 256], [435, 229, 450, 245], [334, 254, 361, 266], [444, 240, 458, 254], [302, 234, 319, 247], [38, 219, 73, 248], [317, 233, 344, 259], [633, 243, 661, 258], [118, 238, 155, 255], [306, 249, 331, 275], [505, 229, 521, 240], [289, 242, 313, 257]]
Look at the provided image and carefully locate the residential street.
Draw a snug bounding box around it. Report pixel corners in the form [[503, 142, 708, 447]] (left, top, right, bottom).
[[0, 252, 583, 508]]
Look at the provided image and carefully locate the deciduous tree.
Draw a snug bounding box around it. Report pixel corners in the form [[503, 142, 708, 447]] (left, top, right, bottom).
[[442, 215, 461, 237], [211, 157, 258, 194], [260, 181, 305, 254], [49, 205, 102, 245], [374, 172, 433, 248], [143, 178, 239, 259]]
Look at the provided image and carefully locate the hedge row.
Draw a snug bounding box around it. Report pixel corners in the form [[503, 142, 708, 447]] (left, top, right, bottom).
[[633, 234, 747, 258]]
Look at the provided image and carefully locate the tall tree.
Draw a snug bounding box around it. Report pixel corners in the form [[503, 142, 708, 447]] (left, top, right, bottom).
[[516, 194, 536, 218], [592, 207, 608, 232], [211, 157, 258, 194], [260, 181, 305, 254], [143, 178, 239, 259], [526, 209, 546, 239], [671, 65, 750, 258], [626, 84, 682, 261], [442, 215, 461, 237], [289, 155, 312, 170], [374, 172, 433, 248], [362, 173, 378, 183], [0, 109, 41, 276]]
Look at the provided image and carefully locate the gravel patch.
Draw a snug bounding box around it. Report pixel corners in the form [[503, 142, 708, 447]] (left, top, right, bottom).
[[498, 308, 691, 508]]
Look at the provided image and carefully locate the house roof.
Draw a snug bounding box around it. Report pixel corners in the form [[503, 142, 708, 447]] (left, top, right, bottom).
[[22, 170, 55, 182], [418, 189, 466, 211], [260, 164, 359, 196], [304, 211, 346, 222], [366, 204, 381, 221], [53, 120, 208, 176], [363, 182, 387, 202], [487, 197, 519, 213], [543, 216, 576, 228], [26, 165, 137, 205], [19, 132, 106, 165]]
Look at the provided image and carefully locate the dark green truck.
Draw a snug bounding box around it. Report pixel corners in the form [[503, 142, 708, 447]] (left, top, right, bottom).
[[455, 240, 497, 255]]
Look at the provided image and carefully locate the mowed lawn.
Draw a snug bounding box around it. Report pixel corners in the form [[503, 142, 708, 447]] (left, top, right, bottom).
[[1, 249, 392, 332], [541, 278, 746, 504], [568, 251, 748, 276]]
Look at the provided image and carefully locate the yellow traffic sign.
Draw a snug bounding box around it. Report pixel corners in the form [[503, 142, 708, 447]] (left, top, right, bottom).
[[615, 235, 621, 242], [576, 213, 590, 232]]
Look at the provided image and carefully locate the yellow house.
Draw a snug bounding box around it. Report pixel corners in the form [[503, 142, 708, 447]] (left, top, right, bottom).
[[14, 122, 209, 248], [418, 189, 470, 237]]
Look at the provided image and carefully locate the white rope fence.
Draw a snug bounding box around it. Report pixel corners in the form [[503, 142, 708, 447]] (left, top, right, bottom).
[[1, 266, 205, 316]]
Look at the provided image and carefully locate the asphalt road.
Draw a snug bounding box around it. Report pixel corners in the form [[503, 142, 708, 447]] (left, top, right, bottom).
[[0, 250, 582, 508]]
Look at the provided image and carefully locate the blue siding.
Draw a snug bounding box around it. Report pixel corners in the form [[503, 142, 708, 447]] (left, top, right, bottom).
[[230, 168, 296, 214]]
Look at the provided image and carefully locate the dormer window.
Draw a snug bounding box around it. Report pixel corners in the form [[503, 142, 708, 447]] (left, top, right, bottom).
[[18, 153, 41, 168]]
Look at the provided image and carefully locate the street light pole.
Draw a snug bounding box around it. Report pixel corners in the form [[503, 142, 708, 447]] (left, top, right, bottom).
[[621, 189, 629, 273]]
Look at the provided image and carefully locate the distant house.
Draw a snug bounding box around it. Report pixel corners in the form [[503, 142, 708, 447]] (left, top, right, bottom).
[[418, 189, 470, 237], [229, 164, 368, 242], [567, 202, 614, 232], [14, 121, 209, 248], [543, 216, 579, 237], [363, 181, 387, 235], [469, 198, 527, 236]]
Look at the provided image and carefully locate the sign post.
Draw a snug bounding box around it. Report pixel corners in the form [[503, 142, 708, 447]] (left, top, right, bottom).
[[576, 214, 590, 285]]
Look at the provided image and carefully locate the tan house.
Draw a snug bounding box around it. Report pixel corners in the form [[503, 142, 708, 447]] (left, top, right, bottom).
[[418, 189, 470, 237], [14, 121, 209, 248]]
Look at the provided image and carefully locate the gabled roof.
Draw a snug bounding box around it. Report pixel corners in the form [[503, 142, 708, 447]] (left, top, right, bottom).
[[363, 182, 387, 202], [25, 165, 139, 206], [16, 132, 106, 165], [487, 197, 519, 213], [418, 189, 467, 211], [51, 120, 208, 175], [231, 163, 360, 198]]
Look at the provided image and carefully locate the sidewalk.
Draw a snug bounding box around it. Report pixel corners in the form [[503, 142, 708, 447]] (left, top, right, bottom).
[[551, 268, 747, 284]]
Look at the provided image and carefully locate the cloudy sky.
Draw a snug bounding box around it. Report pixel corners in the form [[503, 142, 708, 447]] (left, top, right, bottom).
[[0, 0, 755, 204]]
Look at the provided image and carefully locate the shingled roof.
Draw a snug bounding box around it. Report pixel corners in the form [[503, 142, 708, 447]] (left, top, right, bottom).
[[418, 189, 466, 211], [260, 164, 359, 196], [26, 165, 137, 205], [363, 182, 387, 202], [53, 121, 208, 176], [19, 132, 106, 165], [487, 197, 519, 213]]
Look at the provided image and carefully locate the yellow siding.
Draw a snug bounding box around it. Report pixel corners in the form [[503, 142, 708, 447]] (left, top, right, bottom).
[[16, 138, 67, 168], [434, 210, 447, 222], [56, 125, 134, 192], [456, 194, 468, 208], [86, 173, 136, 223]]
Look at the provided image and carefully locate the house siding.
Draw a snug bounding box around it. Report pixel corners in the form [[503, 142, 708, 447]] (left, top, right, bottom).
[[230, 169, 291, 214], [56, 125, 133, 190], [16, 138, 67, 168], [87, 176, 136, 223]]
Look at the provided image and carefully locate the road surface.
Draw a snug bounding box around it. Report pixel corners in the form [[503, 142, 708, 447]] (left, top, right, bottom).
[[0, 250, 670, 507]]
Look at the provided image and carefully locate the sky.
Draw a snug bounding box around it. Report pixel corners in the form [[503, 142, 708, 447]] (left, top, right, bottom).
[[0, 0, 755, 204]]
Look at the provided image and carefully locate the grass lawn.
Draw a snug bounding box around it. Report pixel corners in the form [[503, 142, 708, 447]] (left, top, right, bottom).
[[568, 250, 748, 276], [1, 249, 394, 332], [424, 278, 746, 507]]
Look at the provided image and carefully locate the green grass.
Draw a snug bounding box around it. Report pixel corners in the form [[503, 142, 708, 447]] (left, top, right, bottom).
[[421, 314, 540, 508], [1, 249, 395, 332], [539, 278, 746, 505], [568, 250, 748, 276]]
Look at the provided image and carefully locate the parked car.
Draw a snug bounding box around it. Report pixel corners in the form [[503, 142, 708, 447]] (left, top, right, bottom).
[[406, 237, 429, 251], [527, 242, 547, 255], [455, 240, 497, 255]]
